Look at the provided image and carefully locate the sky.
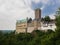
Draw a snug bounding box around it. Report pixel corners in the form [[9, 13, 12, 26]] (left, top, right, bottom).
[[0, 0, 60, 30]]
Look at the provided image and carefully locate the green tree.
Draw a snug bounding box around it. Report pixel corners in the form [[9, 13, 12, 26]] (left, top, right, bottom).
[[44, 16, 50, 23], [55, 8, 60, 37], [56, 8, 60, 15], [56, 8, 60, 30], [55, 8, 60, 45]]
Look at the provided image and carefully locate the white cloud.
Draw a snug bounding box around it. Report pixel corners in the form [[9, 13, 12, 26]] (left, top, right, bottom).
[[0, 0, 59, 30], [32, 0, 49, 4], [40, 6, 45, 10], [32, 0, 41, 3], [0, 0, 35, 30], [31, 0, 50, 10], [41, 0, 49, 4], [49, 13, 56, 19]]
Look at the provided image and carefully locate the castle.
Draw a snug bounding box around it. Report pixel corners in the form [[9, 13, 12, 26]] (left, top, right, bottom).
[[16, 9, 56, 33]]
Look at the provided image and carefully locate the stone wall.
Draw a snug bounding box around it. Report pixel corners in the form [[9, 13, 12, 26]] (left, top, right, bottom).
[[27, 27, 34, 33]]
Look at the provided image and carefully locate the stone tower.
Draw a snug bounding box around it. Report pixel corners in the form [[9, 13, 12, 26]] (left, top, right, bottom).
[[35, 9, 41, 20], [34, 9, 41, 30]]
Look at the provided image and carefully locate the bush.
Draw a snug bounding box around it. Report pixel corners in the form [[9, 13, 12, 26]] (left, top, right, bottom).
[[46, 29, 54, 34]]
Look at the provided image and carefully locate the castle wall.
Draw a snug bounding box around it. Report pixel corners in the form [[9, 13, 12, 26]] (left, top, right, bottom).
[[27, 27, 34, 33], [16, 28, 26, 33], [16, 22, 27, 33], [40, 22, 56, 31]]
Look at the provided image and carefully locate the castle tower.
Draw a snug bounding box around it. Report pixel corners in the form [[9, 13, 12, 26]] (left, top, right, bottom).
[[34, 9, 41, 30], [35, 9, 41, 20]]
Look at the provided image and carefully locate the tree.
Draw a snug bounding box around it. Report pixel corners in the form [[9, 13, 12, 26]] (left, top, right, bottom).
[[55, 8, 60, 45], [56, 8, 60, 15], [41, 18, 44, 21], [55, 8, 60, 30], [44, 16, 50, 23]]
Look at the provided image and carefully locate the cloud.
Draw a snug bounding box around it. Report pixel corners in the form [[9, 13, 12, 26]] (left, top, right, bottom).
[[32, 0, 41, 3], [0, 0, 60, 30], [0, 0, 35, 30], [49, 13, 56, 19]]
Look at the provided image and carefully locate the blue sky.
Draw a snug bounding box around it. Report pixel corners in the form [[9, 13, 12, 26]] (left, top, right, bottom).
[[0, 0, 60, 30], [31, 0, 60, 16]]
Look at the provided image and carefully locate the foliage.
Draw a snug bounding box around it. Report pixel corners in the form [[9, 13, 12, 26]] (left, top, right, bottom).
[[0, 29, 59, 45], [55, 8, 60, 35], [44, 16, 50, 23], [55, 7, 60, 45]]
